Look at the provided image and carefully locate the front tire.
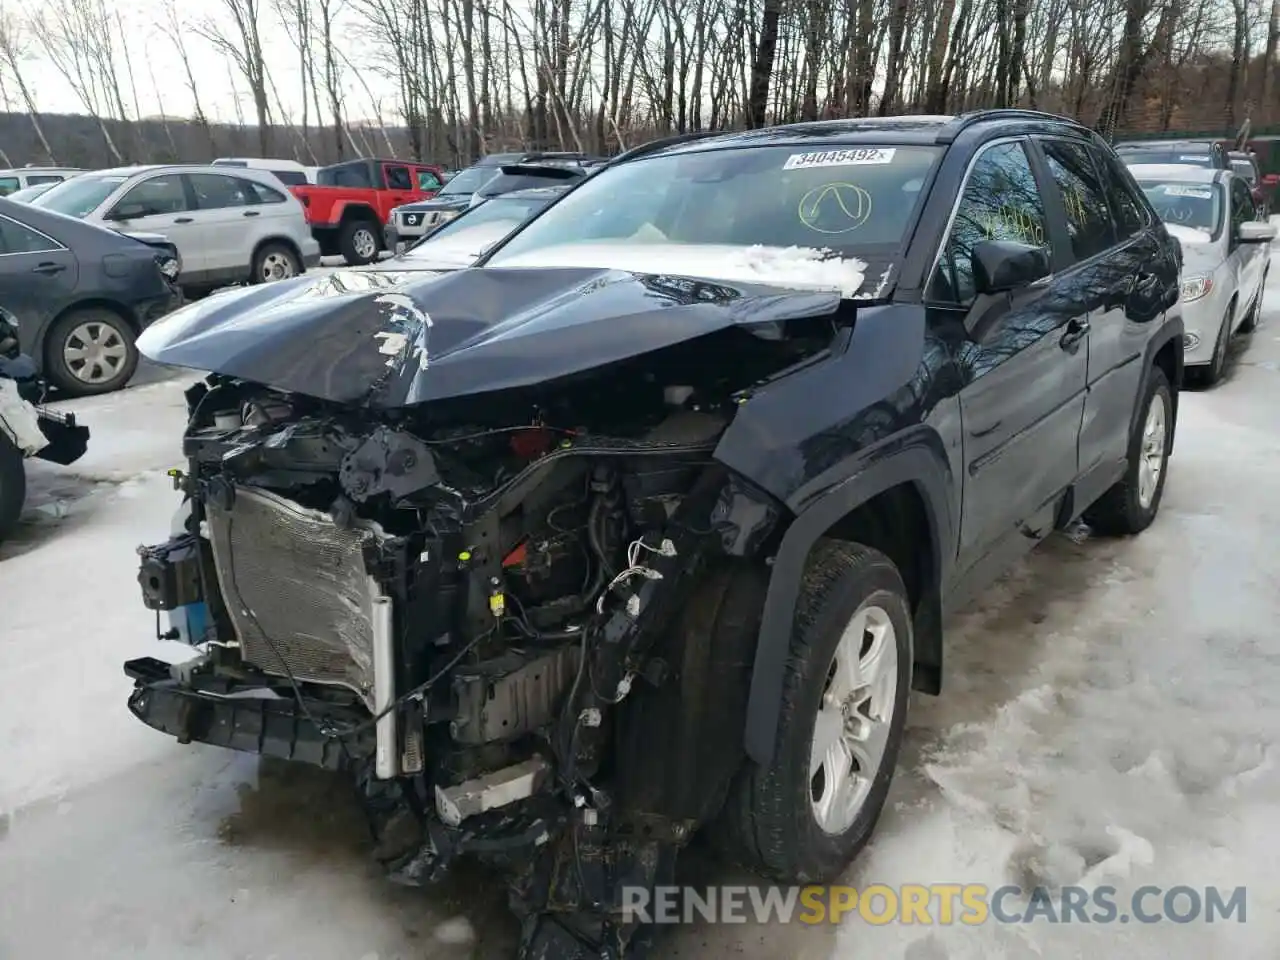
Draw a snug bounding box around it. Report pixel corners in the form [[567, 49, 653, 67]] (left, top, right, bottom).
[[0, 433, 26, 544], [338, 220, 381, 266], [43, 307, 138, 397], [1084, 366, 1172, 536], [713, 541, 912, 882]]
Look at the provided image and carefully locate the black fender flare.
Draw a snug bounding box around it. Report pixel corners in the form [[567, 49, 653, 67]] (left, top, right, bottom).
[[1132, 314, 1184, 455], [743, 435, 955, 765]]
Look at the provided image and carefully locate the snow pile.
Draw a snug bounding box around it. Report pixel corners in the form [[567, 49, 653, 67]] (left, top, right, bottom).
[[0, 471, 195, 815], [495, 241, 869, 297], [825, 393, 1280, 958], [1163, 223, 1213, 244]]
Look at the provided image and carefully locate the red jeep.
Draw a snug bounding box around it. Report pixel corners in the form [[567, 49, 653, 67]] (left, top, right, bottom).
[[292, 158, 445, 265]]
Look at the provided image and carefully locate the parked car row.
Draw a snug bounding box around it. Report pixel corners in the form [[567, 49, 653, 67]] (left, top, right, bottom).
[[1115, 138, 1276, 385]]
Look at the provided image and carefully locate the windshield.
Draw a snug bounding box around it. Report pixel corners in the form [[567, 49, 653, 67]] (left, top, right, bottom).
[[484, 144, 941, 286], [1137, 180, 1223, 240], [7, 183, 56, 203], [1230, 159, 1258, 183], [439, 166, 499, 196], [31, 175, 127, 217], [402, 194, 555, 261], [1119, 147, 1216, 168]]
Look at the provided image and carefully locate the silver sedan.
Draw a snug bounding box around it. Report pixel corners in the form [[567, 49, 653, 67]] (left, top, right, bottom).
[[1130, 163, 1274, 385]]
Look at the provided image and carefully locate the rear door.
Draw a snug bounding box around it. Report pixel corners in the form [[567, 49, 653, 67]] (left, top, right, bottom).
[[186, 172, 263, 276], [928, 138, 1089, 579], [1033, 137, 1165, 493], [0, 212, 79, 357]]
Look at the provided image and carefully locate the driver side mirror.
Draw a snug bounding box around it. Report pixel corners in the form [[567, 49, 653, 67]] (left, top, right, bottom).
[[106, 202, 150, 221], [972, 239, 1051, 295], [1237, 220, 1276, 244]]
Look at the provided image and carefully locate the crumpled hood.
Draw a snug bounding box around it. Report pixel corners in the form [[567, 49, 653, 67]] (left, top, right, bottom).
[[136, 265, 842, 408]]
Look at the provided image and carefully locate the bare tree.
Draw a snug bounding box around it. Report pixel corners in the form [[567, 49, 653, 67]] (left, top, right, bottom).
[[160, 0, 217, 154], [30, 0, 134, 161], [0, 1, 55, 162], [197, 0, 273, 155]]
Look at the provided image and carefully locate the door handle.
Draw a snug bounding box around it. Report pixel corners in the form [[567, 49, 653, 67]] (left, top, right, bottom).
[[1060, 317, 1090, 351], [243, 210, 260, 217], [32, 262, 66, 275], [174, 217, 194, 224]]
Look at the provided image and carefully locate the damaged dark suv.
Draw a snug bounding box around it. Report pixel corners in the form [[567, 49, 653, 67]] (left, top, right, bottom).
[[124, 110, 1183, 959]]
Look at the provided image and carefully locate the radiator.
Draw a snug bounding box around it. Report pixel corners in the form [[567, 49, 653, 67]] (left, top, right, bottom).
[[204, 485, 387, 709]]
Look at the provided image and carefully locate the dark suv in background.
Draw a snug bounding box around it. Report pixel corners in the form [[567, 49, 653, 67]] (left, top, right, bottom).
[[125, 109, 1181, 960], [388, 150, 603, 241], [1114, 138, 1229, 170]]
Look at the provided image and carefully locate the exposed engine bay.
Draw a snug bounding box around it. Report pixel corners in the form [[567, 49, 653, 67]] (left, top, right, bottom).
[[126, 317, 838, 958]]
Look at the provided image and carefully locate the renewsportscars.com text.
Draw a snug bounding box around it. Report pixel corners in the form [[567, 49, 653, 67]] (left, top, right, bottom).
[[621, 884, 1247, 925]]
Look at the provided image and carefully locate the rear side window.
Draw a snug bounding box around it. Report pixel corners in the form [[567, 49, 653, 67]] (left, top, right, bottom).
[[385, 165, 413, 190], [0, 178, 19, 196], [27, 175, 65, 186], [246, 180, 288, 203], [188, 173, 255, 209], [929, 140, 1047, 305], [0, 214, 61, 254], [1093, 147, 1148, 238], [1040, 139, 1116, 262], [269, 169, 307, 186]]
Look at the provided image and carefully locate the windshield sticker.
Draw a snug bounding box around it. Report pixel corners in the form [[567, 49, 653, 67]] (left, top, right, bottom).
[[798, 182, 873, 233], [1161, 186, 1213, 200], [783, 148, 896, 170], [1178, 155, 1210, 162]]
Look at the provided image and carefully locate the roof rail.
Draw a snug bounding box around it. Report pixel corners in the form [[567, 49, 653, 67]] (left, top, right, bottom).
[[609, 130, 723, 166], [935, 109, 1080, 144]]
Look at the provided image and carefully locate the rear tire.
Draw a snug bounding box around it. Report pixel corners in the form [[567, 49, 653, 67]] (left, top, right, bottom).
[[338, 219, 381, 266], [712, 541, 912, 883], [250, 242, 301, 284], [43, 307, 138, 397], [0, 433, 26, 544], [1084, 366, 1172, 536]]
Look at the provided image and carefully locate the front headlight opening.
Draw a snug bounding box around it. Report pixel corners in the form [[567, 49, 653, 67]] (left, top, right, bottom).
[[1180, 275, 1212, 302], [159, 257, 180, 280]]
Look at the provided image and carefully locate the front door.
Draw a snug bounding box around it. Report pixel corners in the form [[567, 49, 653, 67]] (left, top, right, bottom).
[[103, 173, 203, 276], [927, 139, 1089, 580], [0, 212, 79, 360], [1229, 176, 1265, 316]]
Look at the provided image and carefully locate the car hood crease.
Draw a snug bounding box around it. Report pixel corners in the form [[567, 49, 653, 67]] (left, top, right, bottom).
[[136, 266, 843, 408]]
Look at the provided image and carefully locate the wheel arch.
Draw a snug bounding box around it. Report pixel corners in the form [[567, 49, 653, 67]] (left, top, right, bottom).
[[1140, 315, 1184, 456], [336, 202, 380, 226], [743, 437, 956, 766]]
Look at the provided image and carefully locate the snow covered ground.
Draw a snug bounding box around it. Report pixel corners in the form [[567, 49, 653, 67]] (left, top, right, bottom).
[[2, 268, 1279, 958]]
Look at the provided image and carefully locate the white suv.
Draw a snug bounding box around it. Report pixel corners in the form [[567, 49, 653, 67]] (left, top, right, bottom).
[[29, 165, 321, 294]]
